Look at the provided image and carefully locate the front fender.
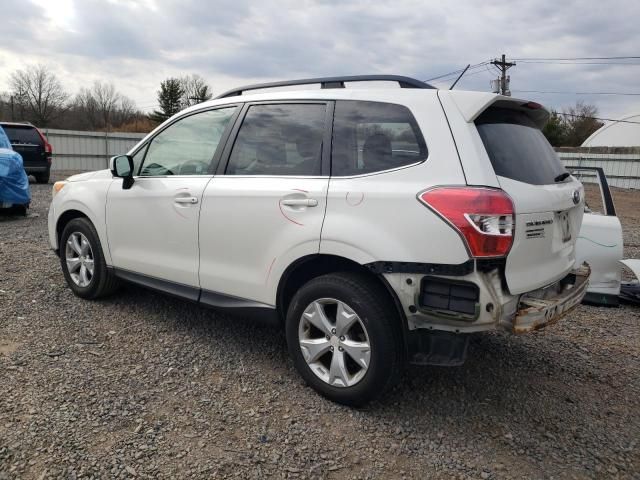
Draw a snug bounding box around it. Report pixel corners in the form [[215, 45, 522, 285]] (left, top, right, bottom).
[[49, 178, 112, 264]]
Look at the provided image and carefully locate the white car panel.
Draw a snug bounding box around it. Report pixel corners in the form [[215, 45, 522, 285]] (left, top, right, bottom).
[[575, 213, 624, 296], [436, 91, 501, 188], [620, 259, 640, 281], [498, 176, 584, 294], [105, 176, 211, 287], [321, 164, 470, 266], [198, 176, 329, 305], [48, 170, 113, 264]]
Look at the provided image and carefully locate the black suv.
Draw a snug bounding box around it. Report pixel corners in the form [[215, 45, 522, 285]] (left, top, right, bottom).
[[0, 122, 52, 183]]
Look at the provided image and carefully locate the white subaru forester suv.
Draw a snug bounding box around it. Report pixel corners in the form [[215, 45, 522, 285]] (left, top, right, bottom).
[[48, 75, 590, 405]]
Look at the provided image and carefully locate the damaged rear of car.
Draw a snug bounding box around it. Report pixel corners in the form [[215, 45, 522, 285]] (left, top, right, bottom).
[[389, 92, 590, 365], [0, 126, 31, 216]]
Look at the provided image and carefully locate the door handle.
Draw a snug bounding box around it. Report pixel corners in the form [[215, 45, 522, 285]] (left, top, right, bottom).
[[174, 196, 199, 204], [281, 198, 318, 207]]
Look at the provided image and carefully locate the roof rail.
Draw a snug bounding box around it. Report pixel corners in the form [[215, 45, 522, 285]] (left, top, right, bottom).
[[216, 75, 434, 99]]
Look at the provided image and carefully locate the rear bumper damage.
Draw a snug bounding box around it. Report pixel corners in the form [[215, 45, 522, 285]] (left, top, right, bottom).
[[383, 262, 591, 335], [384, 262, 590, 366], [510, 263, 591, 334]]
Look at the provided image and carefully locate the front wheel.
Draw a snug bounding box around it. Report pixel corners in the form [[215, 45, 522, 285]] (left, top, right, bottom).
[[286, 272, 404, 406], [59, 218, 119, 299]]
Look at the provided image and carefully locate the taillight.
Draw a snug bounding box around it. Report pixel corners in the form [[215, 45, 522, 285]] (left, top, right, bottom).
[[418, 187, 514, 258], [35, 128, 53, 155]]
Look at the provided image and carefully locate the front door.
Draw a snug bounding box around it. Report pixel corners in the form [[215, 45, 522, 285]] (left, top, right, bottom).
[[106, 106, 239, 289], [198, 102, 331, 305]]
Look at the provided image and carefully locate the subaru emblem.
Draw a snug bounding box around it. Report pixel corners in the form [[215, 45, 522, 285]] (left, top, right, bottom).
[[572, 190, 580, 205]]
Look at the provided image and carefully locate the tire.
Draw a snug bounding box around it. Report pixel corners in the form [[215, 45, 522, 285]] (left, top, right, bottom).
[[35, 171, 50, 184], [60, 218, 119, 299], [286, 272, 404, 406]]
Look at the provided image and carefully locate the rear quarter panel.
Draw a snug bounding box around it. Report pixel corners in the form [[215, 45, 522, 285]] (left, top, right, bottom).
[[320, 94, 470, 265]]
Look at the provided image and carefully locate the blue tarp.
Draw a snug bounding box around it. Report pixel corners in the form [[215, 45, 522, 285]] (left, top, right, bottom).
[[0, 126, 31, 205]]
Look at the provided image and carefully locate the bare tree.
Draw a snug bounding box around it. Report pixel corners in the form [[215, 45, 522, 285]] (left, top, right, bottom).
[[9, 64, 69, 126], [179, 74, 213, 108], [112, 96, 137, 126], [75, 87, 100, 129], [562, 101, 604, 147], [92, 82, 120, 129], [75, 81, 137, 130]]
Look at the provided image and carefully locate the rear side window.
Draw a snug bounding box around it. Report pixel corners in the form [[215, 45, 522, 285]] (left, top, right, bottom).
[[331, 101, 427, 176], [2, 126, 41, 145], [226, 104, 326, 176], [476, 107, 566, 185]]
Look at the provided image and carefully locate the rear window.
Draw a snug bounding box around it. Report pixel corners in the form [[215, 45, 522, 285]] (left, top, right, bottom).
[[332, 101, 427, 176], [476, 107, 566, 185], [1, 126, 42, 145]]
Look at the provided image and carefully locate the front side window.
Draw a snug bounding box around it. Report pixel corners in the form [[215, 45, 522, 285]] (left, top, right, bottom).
[[332, 100, 427, 176], [139, 107, 236, 176], [226, 104, 326, 176], [131, 144, 147, 175]]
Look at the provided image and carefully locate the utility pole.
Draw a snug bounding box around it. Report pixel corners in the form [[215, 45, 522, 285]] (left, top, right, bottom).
[[490, 54, 516, 96]]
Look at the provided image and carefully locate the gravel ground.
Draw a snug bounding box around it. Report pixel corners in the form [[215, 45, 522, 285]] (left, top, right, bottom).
[[1, 173, 639, 479]]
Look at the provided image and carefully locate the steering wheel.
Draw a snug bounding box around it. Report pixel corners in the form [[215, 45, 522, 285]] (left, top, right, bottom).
[[178, 160, 210, 175], [140, 162, 173, 176]]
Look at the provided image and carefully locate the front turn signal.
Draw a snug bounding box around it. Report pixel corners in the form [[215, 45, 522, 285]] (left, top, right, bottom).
[[52, 181, 67, 198]]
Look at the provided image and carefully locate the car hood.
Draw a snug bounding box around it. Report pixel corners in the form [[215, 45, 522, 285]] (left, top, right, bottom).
[[66, 169, 112, 182]]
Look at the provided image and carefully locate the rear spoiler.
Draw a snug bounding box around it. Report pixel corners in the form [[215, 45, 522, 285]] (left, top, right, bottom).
[[440, 91, 550, 129]]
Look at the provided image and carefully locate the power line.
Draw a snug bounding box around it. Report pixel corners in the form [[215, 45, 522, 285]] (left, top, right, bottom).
[[429, 68, 493, 85], [556, 112, 640, 125], [513, 89, 640, 96], [424, 61, 490, 82], [512, 56, 640, 61], [515, 61, 640, 65]]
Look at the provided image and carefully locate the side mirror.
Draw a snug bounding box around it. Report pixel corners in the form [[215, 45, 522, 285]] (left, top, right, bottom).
[[110, 155, 135, 190]]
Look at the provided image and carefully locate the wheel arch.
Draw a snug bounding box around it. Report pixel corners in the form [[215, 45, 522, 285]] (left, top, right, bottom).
[[55, 207, 110, 265], [56, 209, 90, 252], [276, 254, 409, 350]]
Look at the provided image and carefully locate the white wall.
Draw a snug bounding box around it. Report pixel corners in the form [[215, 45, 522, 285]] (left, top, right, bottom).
[[582, 114, 640, 147]]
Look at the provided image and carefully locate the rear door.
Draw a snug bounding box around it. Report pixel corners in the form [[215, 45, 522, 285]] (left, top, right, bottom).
[[198, 102, 331, 305], [2, 125, 44, 170], [474, 106, 584, 294]]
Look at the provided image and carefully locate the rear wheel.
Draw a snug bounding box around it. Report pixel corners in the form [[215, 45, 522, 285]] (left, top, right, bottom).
[[35, 171, 50, 184], [286, 272, 404, 406], [60, 218, 119, 299]]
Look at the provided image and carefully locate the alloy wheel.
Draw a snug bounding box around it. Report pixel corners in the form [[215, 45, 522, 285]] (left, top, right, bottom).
[[298, 298, 371, 387], [65, 232, 94, 287]]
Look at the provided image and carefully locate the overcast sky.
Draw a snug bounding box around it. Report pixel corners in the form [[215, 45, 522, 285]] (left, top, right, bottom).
[[1, 0, 639, 118]]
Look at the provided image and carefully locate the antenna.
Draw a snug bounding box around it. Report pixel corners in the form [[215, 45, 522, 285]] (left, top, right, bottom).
[[449, 64, 471, 90]]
